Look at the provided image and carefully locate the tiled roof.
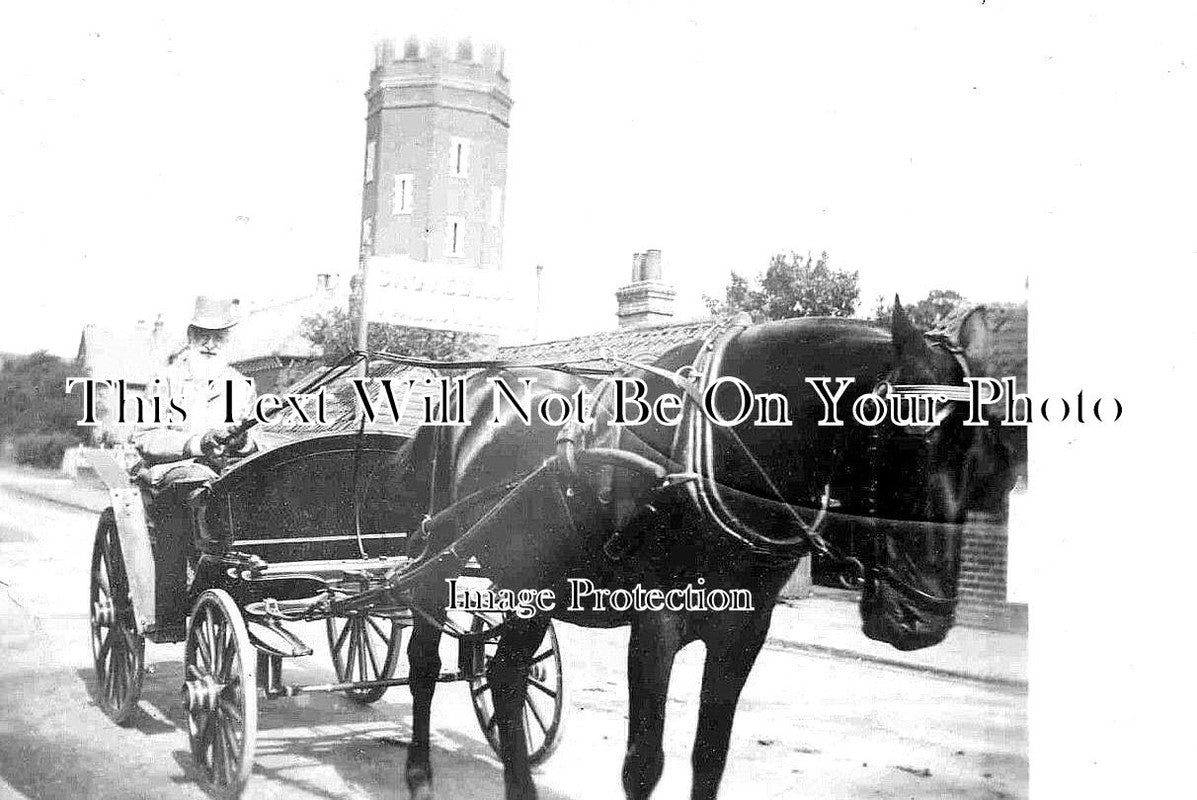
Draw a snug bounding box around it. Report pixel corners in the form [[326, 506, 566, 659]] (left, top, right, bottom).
[[497, 317, 718, 365]]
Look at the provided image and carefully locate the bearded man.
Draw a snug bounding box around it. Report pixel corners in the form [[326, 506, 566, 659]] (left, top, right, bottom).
[[132, 296, 258, 476]]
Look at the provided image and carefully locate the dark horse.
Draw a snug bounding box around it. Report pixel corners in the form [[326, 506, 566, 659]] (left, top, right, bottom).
[[393, 303, 1010, 799]]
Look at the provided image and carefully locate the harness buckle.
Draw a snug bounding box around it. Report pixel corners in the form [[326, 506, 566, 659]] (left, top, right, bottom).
[[662, 472, 700, 488]]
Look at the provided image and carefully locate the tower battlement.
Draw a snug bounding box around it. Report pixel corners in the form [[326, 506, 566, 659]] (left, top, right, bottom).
[[370, 37, 511, 125], [374, 36, 506, 76]]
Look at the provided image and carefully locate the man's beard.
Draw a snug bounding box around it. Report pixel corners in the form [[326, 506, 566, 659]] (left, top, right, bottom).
[[190, 349, 226, 380]]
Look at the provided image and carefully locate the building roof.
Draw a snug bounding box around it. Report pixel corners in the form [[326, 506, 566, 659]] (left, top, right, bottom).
[[77, 324, 180, 381], [497, 317, 719, 365], [226, 290, 344, 368]]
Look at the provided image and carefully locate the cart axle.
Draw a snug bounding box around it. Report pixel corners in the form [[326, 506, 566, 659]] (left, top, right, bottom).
[[264, 670, 470, 699]]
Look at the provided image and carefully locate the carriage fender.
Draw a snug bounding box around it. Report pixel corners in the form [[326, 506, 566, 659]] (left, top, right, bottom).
[[84, 449, 158, 635]]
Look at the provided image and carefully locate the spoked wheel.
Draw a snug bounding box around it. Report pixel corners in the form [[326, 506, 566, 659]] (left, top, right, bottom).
[[182, 589, 258, 798], [467, 615, 567, 766], [89, 511, 145, 724], [325, 612, 406, 703]]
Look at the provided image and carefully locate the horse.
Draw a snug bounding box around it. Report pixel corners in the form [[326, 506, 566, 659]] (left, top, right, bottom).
[[392, 301, 1011, 799]]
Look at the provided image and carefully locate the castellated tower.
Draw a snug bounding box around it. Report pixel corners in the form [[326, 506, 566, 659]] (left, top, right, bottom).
[[360, 36, 512, 270]]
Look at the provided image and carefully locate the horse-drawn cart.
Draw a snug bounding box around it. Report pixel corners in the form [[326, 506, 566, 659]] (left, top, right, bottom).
[[85, 306, 1006, 800], [84, 368, 570, 797]]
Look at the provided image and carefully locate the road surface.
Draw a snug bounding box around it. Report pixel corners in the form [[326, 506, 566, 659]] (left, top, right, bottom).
[[0, 483, 1026, 799]]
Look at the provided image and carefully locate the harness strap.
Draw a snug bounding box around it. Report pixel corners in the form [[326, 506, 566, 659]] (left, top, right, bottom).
[[607, 321, 838, 563]]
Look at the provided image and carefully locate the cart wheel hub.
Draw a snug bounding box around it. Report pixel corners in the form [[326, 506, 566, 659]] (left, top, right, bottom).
[[181, 675, 224, 712], [93, 597, 114, 627]]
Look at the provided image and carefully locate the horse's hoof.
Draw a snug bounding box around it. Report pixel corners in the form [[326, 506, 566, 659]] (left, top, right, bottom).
[[407, 766, 434, 800]]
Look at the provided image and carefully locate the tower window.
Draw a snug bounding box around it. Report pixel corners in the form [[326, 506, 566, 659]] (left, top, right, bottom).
[[393, 174, 414, 215], [450, 138, 470, 177], [456, 39, 474, 63], [364, 141, 377, 184], [445, 217, 465, 257], [403, 36, 422, 59], [361, 217, 374, 248]]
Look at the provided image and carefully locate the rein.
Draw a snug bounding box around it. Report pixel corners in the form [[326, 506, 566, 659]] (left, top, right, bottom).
[[611, 322, 969, 611]]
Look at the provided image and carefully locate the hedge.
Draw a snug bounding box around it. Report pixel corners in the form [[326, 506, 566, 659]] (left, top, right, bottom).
[[13, 432, 81, 469]]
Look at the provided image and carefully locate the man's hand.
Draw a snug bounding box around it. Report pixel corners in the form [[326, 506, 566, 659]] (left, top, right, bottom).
[[199, 424, 249, 458]]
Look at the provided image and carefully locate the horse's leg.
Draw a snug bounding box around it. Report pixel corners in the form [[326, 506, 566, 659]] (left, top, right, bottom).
[[622, 612, 685, 800], [689, 613, 771, 800], [405, 606, 444, 800], [488, 615, 551, 800]]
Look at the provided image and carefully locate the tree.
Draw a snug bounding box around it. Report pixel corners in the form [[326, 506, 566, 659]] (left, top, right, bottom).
[[301, 307, 481, 363], [0, 351, 82, 438], [704, 252, 860, 322], [872, 289, 967, 331]]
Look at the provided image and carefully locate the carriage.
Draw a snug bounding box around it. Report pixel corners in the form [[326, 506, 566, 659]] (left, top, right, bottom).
[[84, 354, 580, 797]]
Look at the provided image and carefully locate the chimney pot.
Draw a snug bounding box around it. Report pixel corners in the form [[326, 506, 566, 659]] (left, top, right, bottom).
[[641, 249, 663, 281], [616, 248, 676, 328]]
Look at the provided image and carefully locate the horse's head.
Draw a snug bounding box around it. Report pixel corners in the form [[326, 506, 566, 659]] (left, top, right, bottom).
[[857, 300, 1014, 650]]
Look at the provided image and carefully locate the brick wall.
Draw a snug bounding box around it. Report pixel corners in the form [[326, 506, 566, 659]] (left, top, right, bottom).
[[956, 511, 1028, 632]]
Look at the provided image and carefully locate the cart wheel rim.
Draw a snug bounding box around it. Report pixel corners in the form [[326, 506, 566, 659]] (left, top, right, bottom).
[[183, 588, 257, 797], [325, 613, 405, 703], [89, 513, 144, 724], [466, 615, 567, 767]]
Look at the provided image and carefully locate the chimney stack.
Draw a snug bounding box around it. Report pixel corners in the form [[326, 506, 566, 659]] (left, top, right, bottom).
[[616, 248, 676, 328]]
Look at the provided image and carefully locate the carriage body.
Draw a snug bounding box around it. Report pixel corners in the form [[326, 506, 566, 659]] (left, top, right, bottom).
[[85, 432, 419, 641], [84, 426, 567, 797], [192, 431, 419, 615]]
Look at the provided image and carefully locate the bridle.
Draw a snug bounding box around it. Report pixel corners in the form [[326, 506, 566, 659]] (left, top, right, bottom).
[[610, 319, 972, 608]]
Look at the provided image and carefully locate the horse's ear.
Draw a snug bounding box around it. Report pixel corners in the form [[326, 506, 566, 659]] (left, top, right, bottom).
[[890, 296, 928, 360], [956, 306, 993, 365]]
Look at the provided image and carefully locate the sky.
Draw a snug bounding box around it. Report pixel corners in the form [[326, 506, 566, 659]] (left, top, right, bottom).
[[4, 1, 1190, 359]]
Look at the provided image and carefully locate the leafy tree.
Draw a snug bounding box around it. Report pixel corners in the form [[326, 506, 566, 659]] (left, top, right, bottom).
[[704, 252, 860, 322], [0, 351, 83, 438], [301, 307, 480, 363], [872, 289, 967, 331]]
